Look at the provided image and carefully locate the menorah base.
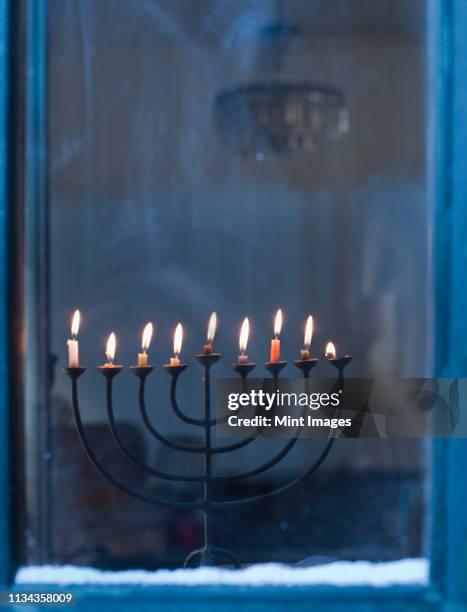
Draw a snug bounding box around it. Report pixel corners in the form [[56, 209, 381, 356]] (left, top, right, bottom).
[[183, 545, 241, 569]]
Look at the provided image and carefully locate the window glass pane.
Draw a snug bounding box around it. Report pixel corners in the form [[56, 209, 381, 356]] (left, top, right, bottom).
[[25, 0, 429, 568]]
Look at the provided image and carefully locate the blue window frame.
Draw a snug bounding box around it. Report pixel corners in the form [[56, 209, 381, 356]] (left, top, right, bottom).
[[0, 0, 466, 609], [0, 0, 11, 586]]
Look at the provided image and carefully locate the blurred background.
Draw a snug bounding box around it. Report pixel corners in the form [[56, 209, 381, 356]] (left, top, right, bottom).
[[24, 0, 431, 568]]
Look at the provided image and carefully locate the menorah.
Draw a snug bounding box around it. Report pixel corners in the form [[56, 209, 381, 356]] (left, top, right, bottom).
[[64, 351, 351, 568]]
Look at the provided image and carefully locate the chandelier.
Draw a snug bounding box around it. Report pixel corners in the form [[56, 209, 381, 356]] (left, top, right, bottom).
[[214, 1, 349, 156]]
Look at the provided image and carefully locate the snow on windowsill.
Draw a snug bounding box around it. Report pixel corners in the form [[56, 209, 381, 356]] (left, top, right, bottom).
[[16, 559, 428, 587]]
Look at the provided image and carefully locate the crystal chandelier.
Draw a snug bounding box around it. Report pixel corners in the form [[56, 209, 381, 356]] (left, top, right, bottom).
[[214, 1, 349, 156]]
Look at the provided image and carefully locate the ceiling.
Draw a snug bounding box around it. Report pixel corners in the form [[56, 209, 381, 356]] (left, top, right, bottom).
[[49, 0, 426, 51], [164, 0, 426, 40]]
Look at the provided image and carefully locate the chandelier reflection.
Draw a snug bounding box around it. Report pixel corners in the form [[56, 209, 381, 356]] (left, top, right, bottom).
[[214, 0, 349, 156]]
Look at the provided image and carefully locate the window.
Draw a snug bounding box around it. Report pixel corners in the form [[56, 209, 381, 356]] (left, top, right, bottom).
[[0, 0, 466, 609], [19, 0, 431, 569]]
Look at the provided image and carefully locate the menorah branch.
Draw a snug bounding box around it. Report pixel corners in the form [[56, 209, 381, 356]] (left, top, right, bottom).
[[212, 438, 334, 507], [211, 435, 262, 455], [211, 397, 266, 455], [211, 360, 289, 456], [212, 405, 307, 481], [65, 368, 204, 510], [134, 372, 206, 453], [165, 366, 205, 427], [211, 367, 253, 425], [105, 374, 205, 482]]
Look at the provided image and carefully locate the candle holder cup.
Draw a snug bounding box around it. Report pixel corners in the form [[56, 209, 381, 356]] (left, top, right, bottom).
[[326, 356, 353, 380], [195, 353, 221, 368], [233, 362, 256, 378], [64, 351, 349, 568], [263, 361, 288, 379], [163, 363, 188, 376], [130, 365, 155, 380], [293, 358, 319, 378], [64, 366, 87, 381], [98, 365, 123, 381]]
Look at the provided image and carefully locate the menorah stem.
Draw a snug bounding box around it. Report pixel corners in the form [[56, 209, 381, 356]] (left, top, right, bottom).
[[202, 364, 213, 560], [184, 356, 241, 569]]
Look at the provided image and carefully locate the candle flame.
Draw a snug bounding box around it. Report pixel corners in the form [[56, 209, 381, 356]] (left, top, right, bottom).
[[239, 317, 249, 352], [142, 322, 153, 351], [106, 332, 117, 362], [304, 315, 313, 348], [274, 309, 283, 337], [207, 312, 217, 343], [325, 341, 336, 359], [71, 310, 80, 337], [173, 323, 183, 356]]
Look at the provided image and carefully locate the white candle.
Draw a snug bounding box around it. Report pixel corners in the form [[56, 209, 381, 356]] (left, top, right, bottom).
[[138, 322, 153, 366], [300, 315, 314, 360], [325, 341, 336, 359], [138, 352, 148, 367], [67, 310, 80, 367], [203, 312, 217, 354], [238, 317, 250, 363], [170, 323, 183, 366], [104, 332, 117, 366]]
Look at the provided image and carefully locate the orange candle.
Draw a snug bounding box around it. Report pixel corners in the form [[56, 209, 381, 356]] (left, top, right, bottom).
[[270, 339, 280, 363], [170, 323, 183, 365], [270, 309, 283, 363]]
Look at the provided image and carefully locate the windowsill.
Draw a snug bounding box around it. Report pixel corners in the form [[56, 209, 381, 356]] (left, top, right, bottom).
[[15, 559, 428, 587]]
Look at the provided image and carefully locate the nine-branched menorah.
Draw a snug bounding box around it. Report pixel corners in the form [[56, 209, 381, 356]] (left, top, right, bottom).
[[64, 352, 351, 568]]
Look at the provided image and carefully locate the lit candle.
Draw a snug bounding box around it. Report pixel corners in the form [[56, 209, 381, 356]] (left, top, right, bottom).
[[270, 309, 283, 363], [170, 323, 183, 366], [324, 340, 352, 381], [67, 310, 80, 367], [325, 341, 336, 359], [300, 315, 314, 360], [104, 332, 117, 366], [238, 317, 250, 363], [138, 322, 153, 366], [203, 312, 217, 354]]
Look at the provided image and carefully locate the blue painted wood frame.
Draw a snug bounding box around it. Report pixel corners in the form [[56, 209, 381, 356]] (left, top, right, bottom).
[[1, 0, 467, 609], [0, 0, 11, 589], [438, 0, 467, 607]]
